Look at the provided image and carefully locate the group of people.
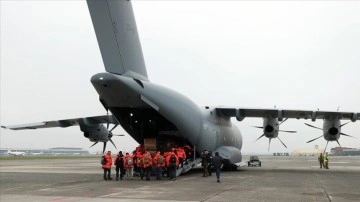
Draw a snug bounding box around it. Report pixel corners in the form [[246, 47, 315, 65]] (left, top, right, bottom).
[[101, 145, 190, 181], [201, 150, 224, 183], [102, 146, 224, 183], [318, 153, 329, 169]]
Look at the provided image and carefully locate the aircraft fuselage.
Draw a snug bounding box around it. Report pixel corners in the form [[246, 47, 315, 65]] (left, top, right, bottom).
[[91, 73, 243, 163]]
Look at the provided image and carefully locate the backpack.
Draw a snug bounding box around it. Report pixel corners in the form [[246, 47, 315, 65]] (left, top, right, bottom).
[[101, 155, 106, 165], [169, 155, 176, 167], [157, 156, 164, 164], [144, 155, 150, 164], [126, 157, 133, 166]]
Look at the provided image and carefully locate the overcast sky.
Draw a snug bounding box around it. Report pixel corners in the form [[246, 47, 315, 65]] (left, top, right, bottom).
[[1, 0, 359, 154]]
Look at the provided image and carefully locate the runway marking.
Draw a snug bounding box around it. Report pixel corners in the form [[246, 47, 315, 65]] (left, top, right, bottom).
[[51, 197, 67, 201], [39, 188, 53, 191]]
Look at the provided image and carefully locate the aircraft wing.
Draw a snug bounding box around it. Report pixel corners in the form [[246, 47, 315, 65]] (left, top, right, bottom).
[[215, 107, 359, 122], [1, 115, 119, 130]]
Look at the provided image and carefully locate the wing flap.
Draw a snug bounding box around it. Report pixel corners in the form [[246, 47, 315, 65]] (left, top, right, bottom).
[[216, 107, 359, 121]]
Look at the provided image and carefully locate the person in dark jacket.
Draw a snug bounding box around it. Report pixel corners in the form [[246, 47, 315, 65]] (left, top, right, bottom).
[[114, 151, 125, 181], [207, 151, 213, 176], [201, 150, 209, 177], [211, 152, 223, 183]]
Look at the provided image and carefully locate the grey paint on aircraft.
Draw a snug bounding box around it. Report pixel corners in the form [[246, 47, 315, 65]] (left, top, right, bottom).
[[87, 0, 148, 79], [91, 72, 243, 163]]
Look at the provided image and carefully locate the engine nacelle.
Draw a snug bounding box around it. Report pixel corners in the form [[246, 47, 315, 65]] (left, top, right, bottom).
[[80, 124, 109, 142], [263, 118, 279, 138], [323, 119, 341, 141]]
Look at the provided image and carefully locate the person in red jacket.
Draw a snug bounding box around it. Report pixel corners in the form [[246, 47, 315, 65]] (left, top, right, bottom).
[[136, 150, 144, 179], [124, 152, 134, 180], [166, 151, 179, 180], [153, 151, 165, 180], [142, 151, 152, 181], [102, 151, 113, 180], [177, 147, 186, 168]]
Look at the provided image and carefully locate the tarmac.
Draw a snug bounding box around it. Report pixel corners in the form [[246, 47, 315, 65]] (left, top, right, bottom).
[[0, 155, 360, 202]]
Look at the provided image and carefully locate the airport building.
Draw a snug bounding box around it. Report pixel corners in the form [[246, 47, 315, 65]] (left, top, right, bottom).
[[0, 147, 90, 156], [330, 147, 360, 156]]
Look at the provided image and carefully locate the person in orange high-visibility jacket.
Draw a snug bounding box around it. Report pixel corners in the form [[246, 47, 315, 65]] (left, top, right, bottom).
[[163, 151, 170, 178], [142, 152, 152, 181], [153, 151, 165, 180], [102, 151, 113, 180], [176, 147, 186, 168], [135, 151, 144, 179], [166, 151, 179, 180], [124, 152, 134, 180], [184, 144, 194, 161], [165, 151, 179, 167]]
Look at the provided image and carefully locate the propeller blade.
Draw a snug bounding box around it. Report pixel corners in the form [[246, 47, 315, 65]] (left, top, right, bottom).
[[90, 142, 98, 148], [278, 118, 288, 126], [254, 134, 265, 142], [304, 123, 322, 130], [102, 142, 107, 154], [277, 137, 287, 148], [106, 123, 109, 130], [324, 141, 329, 154], [109, 138, 117, 149], [252, 126, 264, 129], [278, 129, 297, 133], [109, 124, 118, 133], [113, 134, 125, 136], [306, 135, 324, 143], [340, 132, 356, 138], [268, 138, 271, 152], [340, 121, 351, 128], [336, 140, 343, 151]]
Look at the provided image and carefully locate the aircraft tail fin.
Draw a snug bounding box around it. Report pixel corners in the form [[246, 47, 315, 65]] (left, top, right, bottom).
[[87, 0, 148, 80]]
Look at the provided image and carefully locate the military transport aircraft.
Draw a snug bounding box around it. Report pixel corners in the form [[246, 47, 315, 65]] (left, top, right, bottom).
[[2, 0, 359, 170]]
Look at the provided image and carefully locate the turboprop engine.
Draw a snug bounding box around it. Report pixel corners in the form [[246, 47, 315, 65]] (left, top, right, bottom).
[[82, 124, 123, 153], [305, 118, 355, 153], [253, 118, 296, 151]]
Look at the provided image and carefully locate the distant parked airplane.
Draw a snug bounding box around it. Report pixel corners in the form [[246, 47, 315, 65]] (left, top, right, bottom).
[[7, 150, 26, 156]]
